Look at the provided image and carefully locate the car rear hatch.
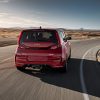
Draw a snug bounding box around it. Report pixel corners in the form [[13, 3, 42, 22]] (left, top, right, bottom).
[[18, 29, 61, 62]]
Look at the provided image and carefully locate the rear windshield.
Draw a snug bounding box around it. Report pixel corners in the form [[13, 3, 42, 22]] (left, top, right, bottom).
[[20, 30, 58, 44]]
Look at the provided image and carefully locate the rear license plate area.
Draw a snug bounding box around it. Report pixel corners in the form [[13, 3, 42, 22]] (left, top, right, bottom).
[[28, 56, 47, 61]]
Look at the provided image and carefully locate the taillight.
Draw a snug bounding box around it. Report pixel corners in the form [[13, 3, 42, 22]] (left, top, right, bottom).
[[15, 54, 27, 61], [50, 45, 61, 50], [15, 51, 27, 59], [19, 44, 30, 49], [19, 44, 28, 49], [19, 45, 25, 49], [18, 31, 23, 45], [50, 45, 58, 49]]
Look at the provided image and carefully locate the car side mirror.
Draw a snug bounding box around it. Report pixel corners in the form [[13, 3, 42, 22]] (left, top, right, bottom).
[[63, 38, 67, 42], [66, 36, 72, 40], [63, 36, 72, 42]]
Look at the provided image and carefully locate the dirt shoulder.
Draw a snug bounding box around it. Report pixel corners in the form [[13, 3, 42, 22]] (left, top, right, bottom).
[[0, 38, 17, 47], [0, 28, 21, 47]]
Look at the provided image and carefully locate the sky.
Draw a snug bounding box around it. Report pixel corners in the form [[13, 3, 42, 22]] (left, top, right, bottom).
[[0, 0, 100, 29]]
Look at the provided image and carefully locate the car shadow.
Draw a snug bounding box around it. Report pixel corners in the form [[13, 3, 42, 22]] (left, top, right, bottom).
[[21, 58, 100, 98]]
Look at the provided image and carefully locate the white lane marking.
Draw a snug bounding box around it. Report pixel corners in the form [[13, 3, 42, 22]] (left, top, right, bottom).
[[80, 45, 100, 100], [0, 57, 13, 64], [70, 37, 100, 43]]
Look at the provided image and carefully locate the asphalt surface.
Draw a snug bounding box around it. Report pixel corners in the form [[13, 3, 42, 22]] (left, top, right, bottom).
[[0, 38, 100, 100]]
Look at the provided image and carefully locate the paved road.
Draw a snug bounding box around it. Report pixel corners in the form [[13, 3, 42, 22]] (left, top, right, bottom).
[[0, 39, 100, 100]]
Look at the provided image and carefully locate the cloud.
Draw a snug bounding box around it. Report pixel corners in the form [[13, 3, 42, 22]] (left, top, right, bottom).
[[0, 13, 8, 16], [0, 0, 10, 3], [0, 13, 55, 28]]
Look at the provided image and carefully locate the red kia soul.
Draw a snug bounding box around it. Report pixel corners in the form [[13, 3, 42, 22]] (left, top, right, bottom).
[[15, 28, 71, 72]]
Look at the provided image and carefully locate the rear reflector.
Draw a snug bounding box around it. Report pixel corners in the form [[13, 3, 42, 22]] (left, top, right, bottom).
[[50, 45, 61, 50], [50, 45, 58, 49]]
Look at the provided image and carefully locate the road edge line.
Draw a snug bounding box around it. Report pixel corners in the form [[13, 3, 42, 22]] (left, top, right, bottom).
[[80, 45, 100, 100], [0, 57, 13, 64]]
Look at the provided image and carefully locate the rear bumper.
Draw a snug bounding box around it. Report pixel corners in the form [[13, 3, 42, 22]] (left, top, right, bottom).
[[15, 56, 65, 68]]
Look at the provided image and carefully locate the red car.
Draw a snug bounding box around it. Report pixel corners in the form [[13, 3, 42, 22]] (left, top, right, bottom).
[[15, 28, 71, 72]]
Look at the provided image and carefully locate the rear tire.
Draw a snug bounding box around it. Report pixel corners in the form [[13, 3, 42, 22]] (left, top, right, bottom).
[[68, 49, 71, 60], [16, 66, 25, 71], [59, 61, 67, 73], [96, 49, 100, 63]]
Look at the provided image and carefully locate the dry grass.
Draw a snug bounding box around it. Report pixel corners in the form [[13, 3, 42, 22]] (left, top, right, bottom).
[[65, 30, 100, 39], [0, 28, 21, 38]]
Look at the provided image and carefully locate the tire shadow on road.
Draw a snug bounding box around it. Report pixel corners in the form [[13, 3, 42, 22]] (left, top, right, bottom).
[[21, 58, 100, 98]]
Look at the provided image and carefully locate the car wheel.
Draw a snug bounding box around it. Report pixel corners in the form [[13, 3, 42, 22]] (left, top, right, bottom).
[[68, 49, 71, 60], [96, 49, 100, 63], [60, 61, 67, 73], [16, 66, 25, 71]]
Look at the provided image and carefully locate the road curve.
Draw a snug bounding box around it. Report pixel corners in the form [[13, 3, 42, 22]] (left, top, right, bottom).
[[0, 38, 100, 100]]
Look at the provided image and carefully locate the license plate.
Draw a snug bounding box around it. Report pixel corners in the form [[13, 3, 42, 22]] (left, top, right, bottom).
[[28, 56, 47, 61]]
